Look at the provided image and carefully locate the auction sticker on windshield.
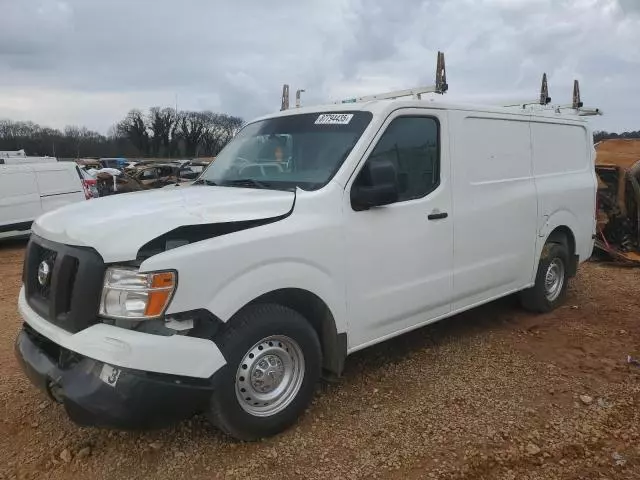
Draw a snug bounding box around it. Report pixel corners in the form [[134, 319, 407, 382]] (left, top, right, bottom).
[[315, 113, 354, 125]]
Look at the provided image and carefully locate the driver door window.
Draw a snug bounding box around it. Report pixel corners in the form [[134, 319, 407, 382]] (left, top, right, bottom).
[[355, 116, 440, 203]]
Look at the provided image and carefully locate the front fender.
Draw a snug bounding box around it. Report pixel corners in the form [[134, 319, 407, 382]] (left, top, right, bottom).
[[138, 188, 347, 336], [206, 259, 347, 334]]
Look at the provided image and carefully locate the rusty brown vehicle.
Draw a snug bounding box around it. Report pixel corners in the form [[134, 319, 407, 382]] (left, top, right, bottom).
[[95, 171, 144, 197], [128, 163, 204, 188], [95, 163, 205, 196], [594, 139, 640, 264], [76, 158, 101, 170]]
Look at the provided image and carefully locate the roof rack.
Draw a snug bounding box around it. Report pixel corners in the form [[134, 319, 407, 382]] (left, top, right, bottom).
[[278, 57, 602, 118], [502, 73, 552, 108], [334, 51, 448, 104], [502, 75, 602, 116], [280, 85, 307, 110], [553, 80, 603, 116]]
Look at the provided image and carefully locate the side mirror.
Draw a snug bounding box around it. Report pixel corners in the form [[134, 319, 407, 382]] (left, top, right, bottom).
[[351, 157, 399, 211]]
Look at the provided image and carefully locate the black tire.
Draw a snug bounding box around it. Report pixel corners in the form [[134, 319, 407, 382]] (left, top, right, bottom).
[[206, 303, 321, 441], [520, 242, 569, 313]]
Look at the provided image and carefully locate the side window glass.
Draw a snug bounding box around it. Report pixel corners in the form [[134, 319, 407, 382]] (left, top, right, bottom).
[[359, 116, 440, 202], [141, 169, 157, 180]]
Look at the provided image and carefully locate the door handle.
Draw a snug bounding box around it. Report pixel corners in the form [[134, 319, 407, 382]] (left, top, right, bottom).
[[428, 211, 448, 220]]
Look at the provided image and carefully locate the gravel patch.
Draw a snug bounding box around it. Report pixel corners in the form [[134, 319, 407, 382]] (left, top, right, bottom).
[[1, 240, 639, 479]]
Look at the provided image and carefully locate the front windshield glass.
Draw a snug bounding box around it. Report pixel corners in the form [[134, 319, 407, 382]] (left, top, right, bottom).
[[197, 111, 373, 191]]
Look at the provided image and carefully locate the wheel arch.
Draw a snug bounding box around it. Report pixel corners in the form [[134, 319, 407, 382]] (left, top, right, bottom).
[[546, 225, 578, 276], [234, 288, 347, 377]]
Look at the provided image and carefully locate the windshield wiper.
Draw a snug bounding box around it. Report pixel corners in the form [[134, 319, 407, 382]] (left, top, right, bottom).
[[192, 179, 217, 186], [223, 179, 271, 189]]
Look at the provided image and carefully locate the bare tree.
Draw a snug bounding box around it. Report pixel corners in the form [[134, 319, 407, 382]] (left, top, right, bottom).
[[179, 111, 208, 157], [199, 111, 220, 156], [148, 107, 176, 157], [0, 107, 243, 158], [64, 125, 92, 158], [0, 119, 113, 157], [200, 112, 244, 156], [117, 109, 150, 155], [217, 114, 244, 153], [169, 114, 182, 158]]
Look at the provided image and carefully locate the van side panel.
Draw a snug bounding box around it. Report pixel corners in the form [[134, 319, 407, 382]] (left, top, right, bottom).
[[35, 165, 85, 214], [530, 122, 596, 263], [0, 166, 42, 229], [450, 114, 538, 309]]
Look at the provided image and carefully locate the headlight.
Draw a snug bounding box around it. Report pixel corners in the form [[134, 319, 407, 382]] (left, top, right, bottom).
[[99, 267, 176, 320]]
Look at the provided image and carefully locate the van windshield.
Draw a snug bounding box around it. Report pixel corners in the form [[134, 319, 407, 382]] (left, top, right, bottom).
[[196, 111, 373, 191]]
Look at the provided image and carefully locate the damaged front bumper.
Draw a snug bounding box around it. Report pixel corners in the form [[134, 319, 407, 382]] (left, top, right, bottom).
[[17, 287, 227, 379], [15, 326, 215, 429], [15, 286, 228, 430]]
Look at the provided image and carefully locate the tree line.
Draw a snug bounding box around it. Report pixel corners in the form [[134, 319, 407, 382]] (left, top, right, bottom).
[[593, 130, 640, 143], [2, 114, 638, 159], [0, 108, 244, 159]]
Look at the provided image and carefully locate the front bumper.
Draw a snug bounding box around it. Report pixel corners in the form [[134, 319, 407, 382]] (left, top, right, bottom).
[[15, 326, 215, 429], [18, 286, 226, 378]]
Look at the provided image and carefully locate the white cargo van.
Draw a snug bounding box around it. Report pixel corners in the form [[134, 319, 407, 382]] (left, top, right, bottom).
[[0, 162, 86, 237], [14, 98, 596, 440], [0, 149, 57, 165]]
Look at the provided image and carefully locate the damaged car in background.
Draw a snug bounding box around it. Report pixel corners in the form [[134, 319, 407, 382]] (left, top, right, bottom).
[[594, 139, 640, 265], [92, 162, 207, 196]]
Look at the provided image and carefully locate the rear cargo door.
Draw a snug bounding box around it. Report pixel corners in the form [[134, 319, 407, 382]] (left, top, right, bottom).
[[35, 165, 85, 214], [0, 166, 42, 231]]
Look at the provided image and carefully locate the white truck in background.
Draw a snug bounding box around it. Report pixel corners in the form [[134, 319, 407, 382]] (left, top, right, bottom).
[[0, 149, 57, 165], [14, 57, 599, 441], [0, 162, 87, 238]]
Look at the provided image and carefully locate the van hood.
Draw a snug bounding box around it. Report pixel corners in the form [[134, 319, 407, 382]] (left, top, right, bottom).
[[32, 186, 295, 262]]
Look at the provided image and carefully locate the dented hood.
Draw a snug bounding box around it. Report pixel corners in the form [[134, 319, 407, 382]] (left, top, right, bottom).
[[32, 186, 295, 262]]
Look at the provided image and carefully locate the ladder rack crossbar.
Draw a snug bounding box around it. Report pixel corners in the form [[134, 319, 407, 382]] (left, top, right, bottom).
[[335, 85, 442, 104], [333, 51, 448, 105], [500, 103, 603, 117]]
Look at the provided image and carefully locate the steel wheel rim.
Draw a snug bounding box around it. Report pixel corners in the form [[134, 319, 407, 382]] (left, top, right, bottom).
[[544, 258, 565, 302], [235, 335, 305, 417]]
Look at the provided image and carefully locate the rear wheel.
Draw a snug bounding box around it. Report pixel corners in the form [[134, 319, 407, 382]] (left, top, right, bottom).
[[520, 242, 569, 313], [207, 303, 321, 441]]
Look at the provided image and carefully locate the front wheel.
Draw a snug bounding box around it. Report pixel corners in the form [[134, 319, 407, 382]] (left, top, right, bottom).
[[206, 304, 321, 441], [520, 242, 569, 313]]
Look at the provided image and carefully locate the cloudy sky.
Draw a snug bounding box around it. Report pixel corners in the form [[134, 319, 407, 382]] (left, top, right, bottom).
[[1, 0, 638, 133]]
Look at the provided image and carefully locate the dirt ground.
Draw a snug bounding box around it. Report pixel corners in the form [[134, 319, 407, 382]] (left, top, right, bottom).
[[1, 238, 639, 480]]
